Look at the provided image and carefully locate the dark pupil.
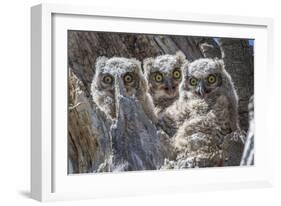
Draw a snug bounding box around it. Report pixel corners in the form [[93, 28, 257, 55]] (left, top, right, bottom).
[[209, 75, 215, 82], [156, 74, 162, 81], [125, 74, 132, 82], [104, 76, 111, 83]]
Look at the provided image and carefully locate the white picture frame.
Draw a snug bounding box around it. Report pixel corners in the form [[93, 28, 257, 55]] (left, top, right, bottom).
[[31, 3, 274, 202]]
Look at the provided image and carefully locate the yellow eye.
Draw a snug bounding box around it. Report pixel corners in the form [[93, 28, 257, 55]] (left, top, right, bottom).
[[189, 77, 198, 86], [154, 72, 163, 82], [173, 69, 181, 80], [124, 73, 134, 83], [103, 75, 113, 84], [207, 74, 217, 84]]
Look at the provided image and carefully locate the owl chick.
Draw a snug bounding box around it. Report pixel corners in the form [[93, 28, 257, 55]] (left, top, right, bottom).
[[91, 56, 156, 122], [143, 51, 187, 113], [162, 58, 239, 131], [179, 58, 240, 132], [160, 58, 242, 167], [159, 57, 240, 135]]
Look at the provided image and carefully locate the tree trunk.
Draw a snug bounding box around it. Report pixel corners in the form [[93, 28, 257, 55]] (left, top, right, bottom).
[[218, 39, 254, 131], [68, 71, 112, 173], [241, 95, 254, 165]]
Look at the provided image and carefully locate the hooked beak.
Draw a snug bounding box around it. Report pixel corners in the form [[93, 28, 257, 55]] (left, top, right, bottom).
[[195, 81, 206, 98], [163, 77, 177, 95]]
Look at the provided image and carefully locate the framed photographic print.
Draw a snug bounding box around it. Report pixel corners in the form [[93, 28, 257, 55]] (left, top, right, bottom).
[[31, 3, 274, 201]]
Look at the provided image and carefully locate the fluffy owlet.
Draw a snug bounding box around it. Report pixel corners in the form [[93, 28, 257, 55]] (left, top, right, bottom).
[[179, 58, 240, 132], [161, 58, 244, 168], [143, 51, 187, 112], [91, 56, 156, 122]]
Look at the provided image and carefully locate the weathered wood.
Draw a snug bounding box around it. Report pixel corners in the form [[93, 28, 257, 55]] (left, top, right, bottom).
[[241, 95, 254, 165], [109, 76, 174, 171], [68, 71, 112, 173], [218, 39, 254, 131], [68, 71, 174, 173]]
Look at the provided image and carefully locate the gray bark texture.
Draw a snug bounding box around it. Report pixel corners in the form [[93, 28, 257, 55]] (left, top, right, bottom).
[[240, 95, 254, 165], [68, 31, 253, 173], [218, 39, 254, 131], [68, 71, 112, 173]]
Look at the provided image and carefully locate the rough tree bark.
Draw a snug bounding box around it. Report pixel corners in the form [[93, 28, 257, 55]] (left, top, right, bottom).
[[68, 71, 112, 173], [218, 39, 254, 131], [241, 95, 254, 165], [68, 31, 253, 173], [68, 68, 174, 173], [109, 76, 174, 171]]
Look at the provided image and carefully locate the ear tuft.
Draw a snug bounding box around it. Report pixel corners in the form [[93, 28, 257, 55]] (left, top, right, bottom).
[[175, 51, 187, 65], [214, 58, 225, 70], [143, 58, 155, 75], [181, 61, 190, 76], [95, 56, 108, 70], [130, 58, 142, 70]]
